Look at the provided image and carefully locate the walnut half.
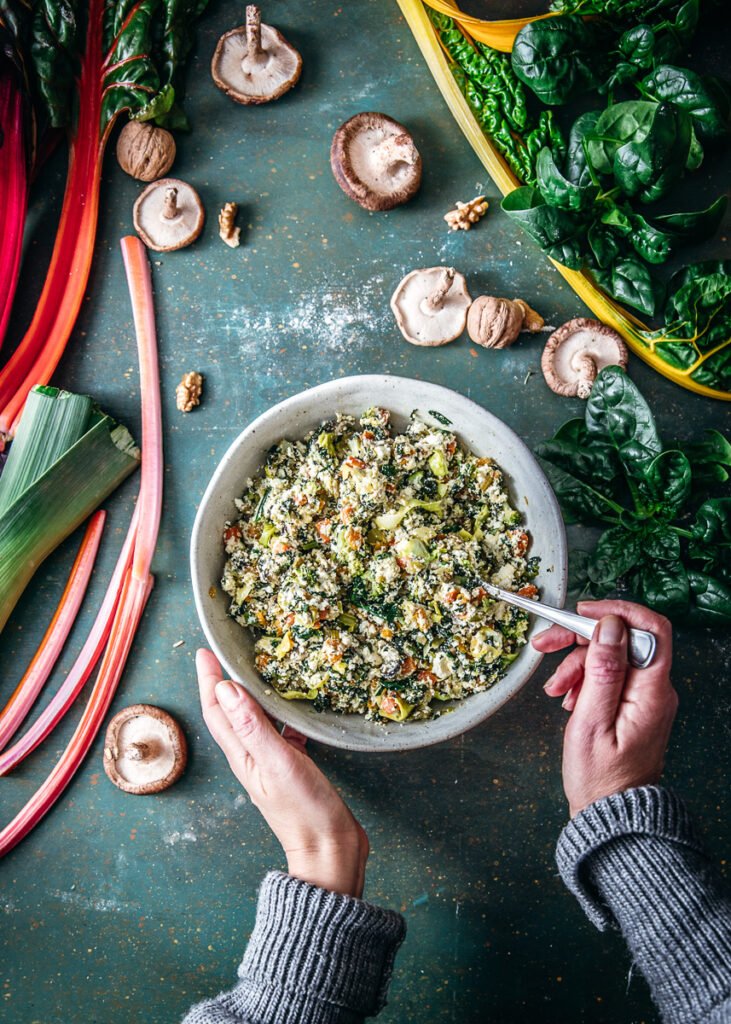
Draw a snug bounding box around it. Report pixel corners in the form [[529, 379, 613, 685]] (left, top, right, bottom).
[[176, 371, 203, 413]]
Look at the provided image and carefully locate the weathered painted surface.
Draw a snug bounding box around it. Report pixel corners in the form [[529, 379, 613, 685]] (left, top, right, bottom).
[[1, 2, 729, 1022]]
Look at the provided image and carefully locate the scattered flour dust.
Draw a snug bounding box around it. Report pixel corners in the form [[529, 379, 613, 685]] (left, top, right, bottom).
[[163, 828, 198, 846], [50, 890, 132, 914], [220, 274, 391, 358]]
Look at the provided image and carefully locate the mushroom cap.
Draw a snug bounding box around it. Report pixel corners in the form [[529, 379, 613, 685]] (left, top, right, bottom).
[[390, 267, 471, 346], [541, 317, 629, 398], [103, 704, 187, 795], [331, 112, 422, 212], [133, 177, 205, 252], [211, 22, 302, 105]]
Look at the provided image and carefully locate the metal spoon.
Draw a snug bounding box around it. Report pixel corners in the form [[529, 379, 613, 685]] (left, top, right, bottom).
[[480, 581, 657, 670]]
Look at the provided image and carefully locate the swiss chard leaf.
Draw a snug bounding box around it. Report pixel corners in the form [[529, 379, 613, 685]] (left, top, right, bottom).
[[30, 0, 79, 129], [663, 260, 731, 349]]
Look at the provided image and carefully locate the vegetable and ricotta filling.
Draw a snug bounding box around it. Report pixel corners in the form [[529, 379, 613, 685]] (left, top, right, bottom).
[[221, 408, 539, 723]]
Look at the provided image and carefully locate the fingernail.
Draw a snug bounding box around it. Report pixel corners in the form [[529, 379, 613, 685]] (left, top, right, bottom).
[[534, 628, 549, 641], [543, 675, 555, 691], [216, 680, 241, 710], [597, 615, 625, 644], [562, 693, 572, 710]]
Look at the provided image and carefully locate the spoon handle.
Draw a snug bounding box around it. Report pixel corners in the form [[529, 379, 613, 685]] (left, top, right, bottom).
[[482, 583, 657, 670]]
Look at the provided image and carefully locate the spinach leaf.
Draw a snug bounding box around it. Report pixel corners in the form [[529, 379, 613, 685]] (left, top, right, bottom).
[[501, 187, 586, 268], [535, 457, 622, 524], [653, 195, 727, 243], [588, 223, 621, 268], [613, 103, 691, 203], [587, 100, 658, 175], [594, 256, 663, 316], [536, 147, 592, 210], [587, 526, 642, 589], [642, 524, 681, 561], [630, 214, 674, 264], [512, 16, 607, 105], [679, 430, 731, 485], [687, 570, 731, 624], [585, 366, 662, 475], [537, 367, 731, 624], [642, 65, 730, 140], [640, 450, 692, 517], [636, 560, 689, 617], [565, 111, 600, 186], [691, 498, 731, 544]]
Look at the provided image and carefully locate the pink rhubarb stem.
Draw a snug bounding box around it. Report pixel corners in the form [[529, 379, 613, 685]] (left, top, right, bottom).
[[0, 511, 106, 754], [0, 238, 163, 856], [0, 506, 139, 775]]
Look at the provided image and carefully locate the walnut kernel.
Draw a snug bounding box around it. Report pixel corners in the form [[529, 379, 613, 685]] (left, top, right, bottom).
[[176, 371, 203, 413]]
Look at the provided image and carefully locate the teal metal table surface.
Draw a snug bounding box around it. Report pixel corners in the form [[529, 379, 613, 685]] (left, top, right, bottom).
[[1, 2, 729, 1022]]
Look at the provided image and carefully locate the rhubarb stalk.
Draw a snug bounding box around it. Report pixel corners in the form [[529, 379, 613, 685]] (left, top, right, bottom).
[[0, 238, 163, 856], [0, 507, 138, 776], [0, 510, 105, 753]]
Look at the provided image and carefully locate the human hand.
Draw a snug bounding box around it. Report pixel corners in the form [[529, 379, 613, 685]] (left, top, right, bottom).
[[196, 649, 369, 897], [532, 600, 678, 818]]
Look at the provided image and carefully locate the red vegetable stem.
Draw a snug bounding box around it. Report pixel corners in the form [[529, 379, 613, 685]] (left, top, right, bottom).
[[0, 571, 153, 855], [0, 0, 106, 436], [0, 238, 163, 855], [0, 68, 28, 351], [0, 505, 139, 776], [0, 511, 106, 753]]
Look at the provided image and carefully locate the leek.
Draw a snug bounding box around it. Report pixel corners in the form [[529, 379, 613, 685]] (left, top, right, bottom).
[[0, 386, 139, 633]]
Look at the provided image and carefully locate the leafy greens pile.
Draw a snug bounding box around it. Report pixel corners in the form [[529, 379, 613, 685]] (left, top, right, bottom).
[[427, 2, 731, 393], [536, 366, 731, 624]]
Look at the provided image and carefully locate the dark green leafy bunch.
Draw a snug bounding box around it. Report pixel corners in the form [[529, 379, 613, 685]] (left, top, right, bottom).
[[428, 9, 565, 186], [639, 259, 731, 390], [536, 366, 731, 624], [501, 95, 728, 318]]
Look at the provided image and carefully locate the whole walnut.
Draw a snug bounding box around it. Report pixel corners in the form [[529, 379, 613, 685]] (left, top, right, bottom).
[[116, 122, 176, 182], [467, 296, 524, 349]]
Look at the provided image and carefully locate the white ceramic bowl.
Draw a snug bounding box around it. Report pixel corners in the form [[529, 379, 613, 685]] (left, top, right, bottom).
[[191, 375, 567, 751]]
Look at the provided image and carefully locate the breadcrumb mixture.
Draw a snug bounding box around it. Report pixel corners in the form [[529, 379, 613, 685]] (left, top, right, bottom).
[[221, 407, 539, 723]]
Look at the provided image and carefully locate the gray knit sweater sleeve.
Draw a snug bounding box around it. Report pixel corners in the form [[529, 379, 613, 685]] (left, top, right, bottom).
[[557, 785, 731, 1023], [182, 872, 406, 1024]]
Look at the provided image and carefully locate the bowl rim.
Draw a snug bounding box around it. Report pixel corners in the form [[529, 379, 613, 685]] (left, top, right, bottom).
[[190, 374, 567, 752]]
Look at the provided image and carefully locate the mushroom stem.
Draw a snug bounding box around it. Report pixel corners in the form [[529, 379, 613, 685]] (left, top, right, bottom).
[[128, 741, 152, 761], [246, 4, 263, 59], [575, 353, 598, 399], [423, 268, 455, 313], [162, 187, 179, 220]]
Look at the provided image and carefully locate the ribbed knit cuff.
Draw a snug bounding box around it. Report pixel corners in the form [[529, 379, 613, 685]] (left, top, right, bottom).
[[556, 785, 700, 930], [557, 786, 731, 1024], [234, 872, 406, 1024]]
